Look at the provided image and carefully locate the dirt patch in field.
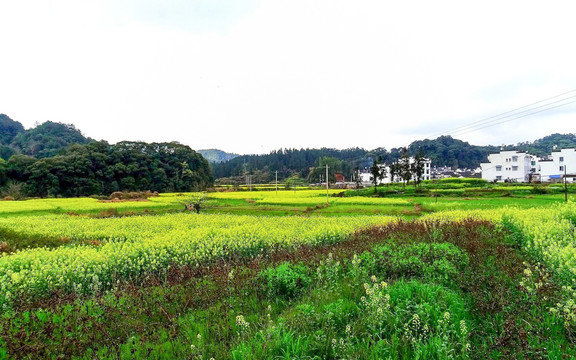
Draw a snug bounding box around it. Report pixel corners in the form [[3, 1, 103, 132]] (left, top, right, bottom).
[[98, 198, 150, 203]]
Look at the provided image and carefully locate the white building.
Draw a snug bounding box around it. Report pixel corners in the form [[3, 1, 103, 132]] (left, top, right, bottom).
[[360, 158, 431, 185], [480, 151, 533, 182], [481, 148, 576, 183], [535, 148, 576, 183]]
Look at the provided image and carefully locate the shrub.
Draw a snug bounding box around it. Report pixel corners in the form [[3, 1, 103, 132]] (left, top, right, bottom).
[[260, 262, 311, 300], [109, 191, 158, 200], [1, 182, 24, 200], [366, 242, 468, 284]]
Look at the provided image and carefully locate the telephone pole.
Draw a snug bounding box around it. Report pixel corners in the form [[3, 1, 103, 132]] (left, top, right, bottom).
[[275, 171, 278, 195], [565, 166, 568, 203], [326, 164, 329, 204]]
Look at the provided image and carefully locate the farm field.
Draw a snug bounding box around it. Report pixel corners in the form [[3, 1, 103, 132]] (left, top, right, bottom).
[[0, 186, 576, 359]]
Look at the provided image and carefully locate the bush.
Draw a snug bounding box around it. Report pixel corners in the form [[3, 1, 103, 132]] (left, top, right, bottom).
[[109, 191, 158, 200], [1, 182, 24, 200], [260, 262, 311, 300], [362, 242, 469, 284]]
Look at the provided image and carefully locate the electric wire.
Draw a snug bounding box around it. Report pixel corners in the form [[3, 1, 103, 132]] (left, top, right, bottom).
[[426, 89, 576, 139]]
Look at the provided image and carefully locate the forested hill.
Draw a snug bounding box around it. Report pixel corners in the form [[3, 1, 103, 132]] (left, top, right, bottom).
[[213, 134, 576, 179], [513, 133, 576, 156], [1, 141, 212, 197], [0, 114, 91, 159], [0, 114, 213, 197], [213, 148, 369, 180]]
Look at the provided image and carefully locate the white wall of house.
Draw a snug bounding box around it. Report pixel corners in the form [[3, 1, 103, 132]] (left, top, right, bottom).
[[537, 160, 556, 182], [480, 151, 533, 182], [536, 148, 576, 183], [481, 148, 576, 183]]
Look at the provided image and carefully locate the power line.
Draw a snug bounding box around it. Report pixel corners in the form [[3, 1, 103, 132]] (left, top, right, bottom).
[[426, 88, 576, 139], [448, 97, 576, 137]]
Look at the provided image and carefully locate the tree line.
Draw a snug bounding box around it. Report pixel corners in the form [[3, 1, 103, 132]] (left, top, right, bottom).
[[368, 148, 427, 193], [213, 148, 368, 183], [0, 141, 213, 198], [213, 133, 576, 181]]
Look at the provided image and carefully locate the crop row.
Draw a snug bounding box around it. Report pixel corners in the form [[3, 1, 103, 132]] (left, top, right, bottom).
[[0, 214, 393, 309], [1, 200, 575, 315], [0, 194, 184, 215], [423, 202, 576, 282]]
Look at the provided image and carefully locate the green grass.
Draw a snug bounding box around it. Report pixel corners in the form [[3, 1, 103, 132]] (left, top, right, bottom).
[[203, 193, 572, 217], [1, 187, 572, 219], [2, 219, 574, 359], [1, 188, 576, 358]]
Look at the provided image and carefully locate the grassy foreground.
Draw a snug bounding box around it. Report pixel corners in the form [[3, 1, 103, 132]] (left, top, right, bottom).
[[0, 188, 575, 359]]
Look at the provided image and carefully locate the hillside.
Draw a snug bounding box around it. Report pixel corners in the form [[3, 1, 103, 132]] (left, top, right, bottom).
[[0, 114, 25, 159], [213, 147, 368, 181], [0, 114, 25, 145], [0, 114, 212, 197], [0, 115, 92, 159], [197, 149, 239, 163]]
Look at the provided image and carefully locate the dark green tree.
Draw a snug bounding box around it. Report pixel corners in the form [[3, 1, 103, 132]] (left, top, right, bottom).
[[411, 148, 426, 189], [6, 154, 36, 182], [353, 166, 362, 190], [389, 161, 398, 184], [370, 157, 384, 194], [307, 157, 350, 184], [0, 158, 7, 187], [398, 148, 412, 189]]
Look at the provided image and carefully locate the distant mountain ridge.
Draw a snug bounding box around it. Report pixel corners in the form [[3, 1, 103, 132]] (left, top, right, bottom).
[[197, 149, 239, 163]]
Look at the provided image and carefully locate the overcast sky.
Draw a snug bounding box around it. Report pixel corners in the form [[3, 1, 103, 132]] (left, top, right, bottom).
[[1, 0, 576, 155]]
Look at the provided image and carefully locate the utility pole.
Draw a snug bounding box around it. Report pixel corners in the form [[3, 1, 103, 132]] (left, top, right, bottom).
[[275, 171, 278, 195], [243, 163, 248, 190], [565, 166, 568, 203], [326, 164, 329, 204]]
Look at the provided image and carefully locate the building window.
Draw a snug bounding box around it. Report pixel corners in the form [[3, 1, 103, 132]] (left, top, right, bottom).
[[512, 156, 518, 162], [560, 157, 564, 162], [560, 166, 564, 171], [496, 165, 502, 172], [496, 176, 502, 180], [531, 161, 536, 165], [512, 166, 518, 171]]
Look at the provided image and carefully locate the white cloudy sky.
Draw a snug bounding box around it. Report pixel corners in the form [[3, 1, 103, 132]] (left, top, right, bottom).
[[1, 0, 576, 154]]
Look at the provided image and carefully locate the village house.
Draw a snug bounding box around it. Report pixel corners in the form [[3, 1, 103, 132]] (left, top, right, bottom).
[[481, 148, 576, 183], [480, 151, 534, 183]]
